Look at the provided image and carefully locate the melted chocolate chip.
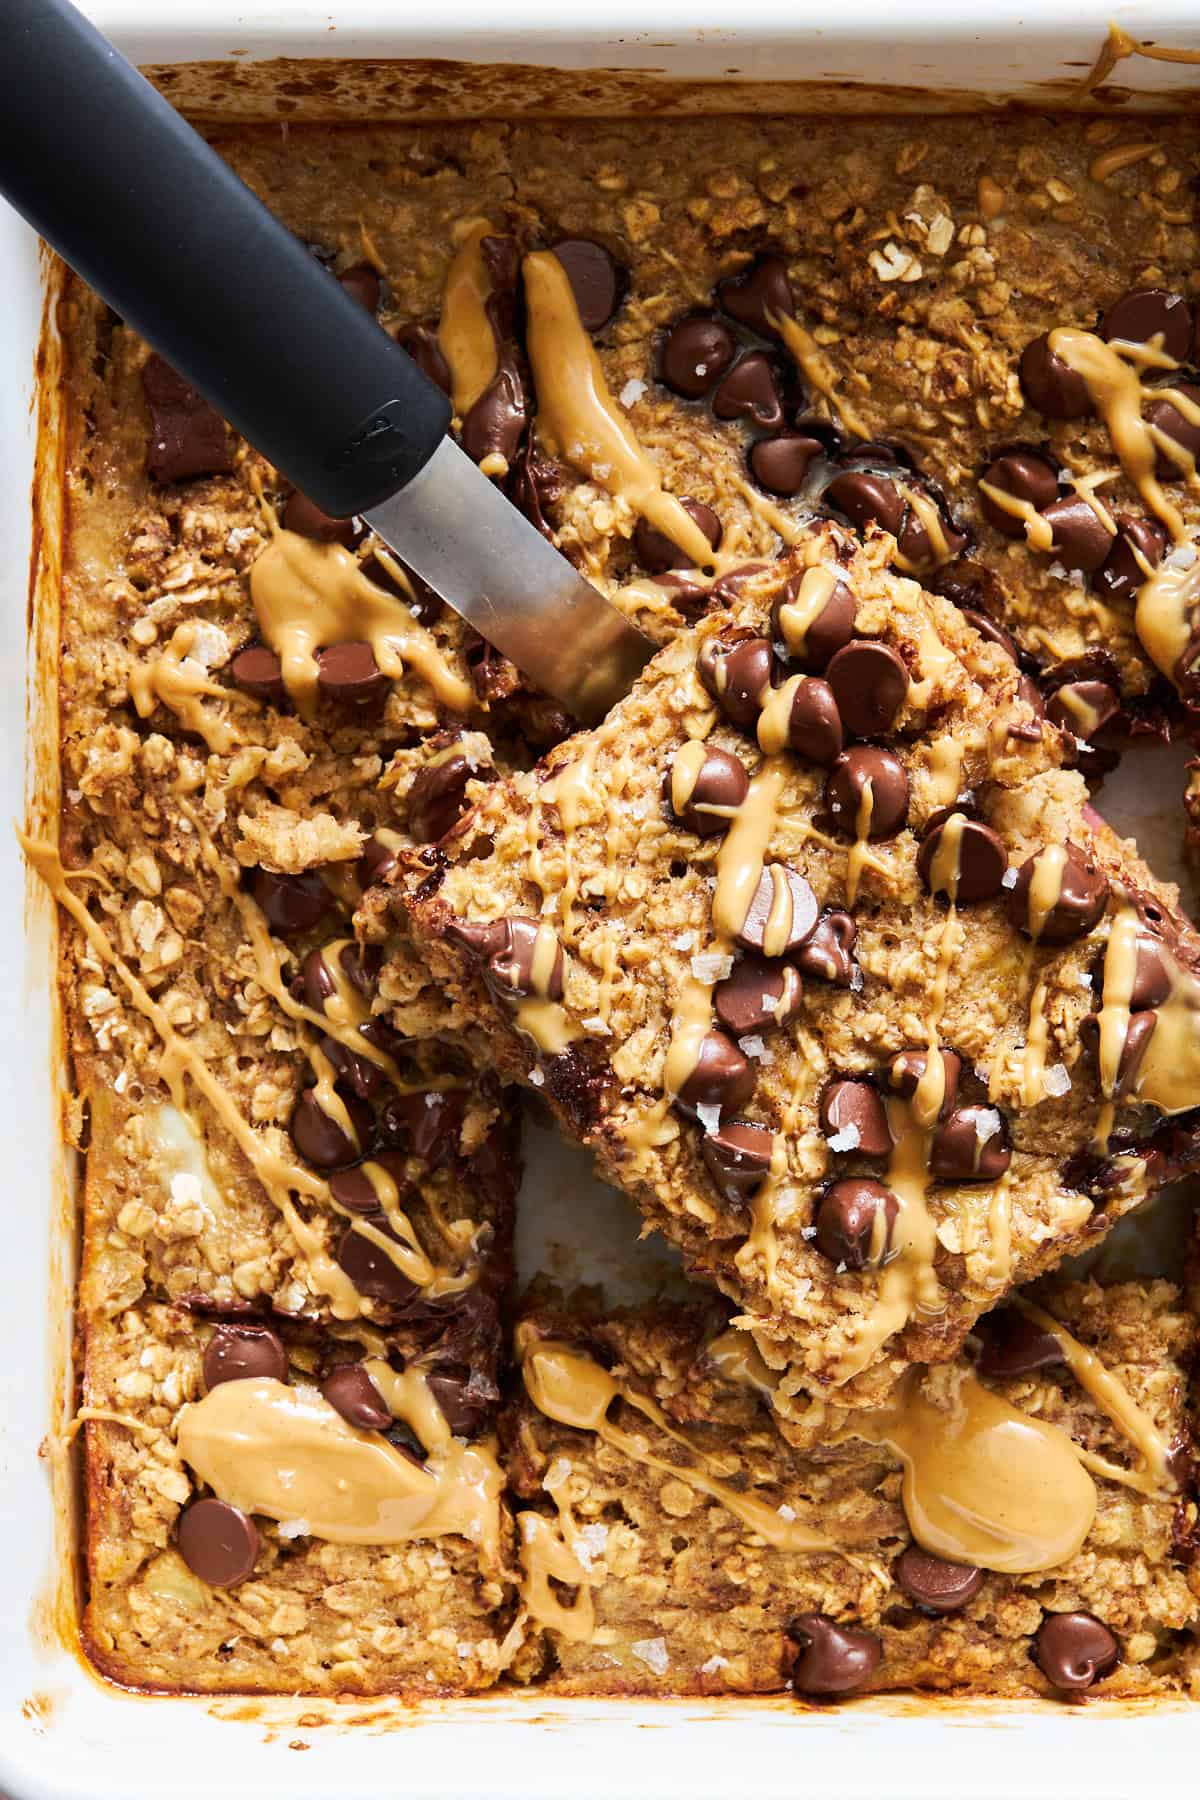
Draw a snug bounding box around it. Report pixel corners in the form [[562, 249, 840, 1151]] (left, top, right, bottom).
[[142, 354, 233, 484], [177, 1498, 259, 1588], [815, 1178, 898, 1269], [1101, 287, 1192, 361], [773, 575, 857, 674], [358, 834, 400, 890], [1008, 845, 1109, 943], [1129, 932, 1172, 1010], [321, 1362, 391, 1430], [329, 1151, 412, 1215], [315, 642, 389, 705], [825, 640, 909, 739], [395, 321, 451, 394], [749, 433, 823, 497], [716, 255, 795, 337], [888, 1047, 961, 1120], [697, 632, 776, 729], [929, 1105, 1012, 1181], [787, 1613, 882, 1697], [427, 1367, 492, 1438], [895, 1546, 982, 1615], [734, 864, 818, 956], [1085, 1007, 1157, 1101], [917, 813, 1008, 903], [960, 609, 1019, 663], [283, 489, 360, 546], [634, 499, 722, 574], [290, 1088, 373, 1172], [1045, 679, 1120, 741], [377, 1090, 464, 1168], [674, 1030, 757, 1118], [899, 493, 967, 569], [819, 1079, 892, 1158], [408, 746, 488, 844], [336, 1222, 420, 1308], [975, 1305, 1065, 1379], [1092, 514, 1167, 605], [451, 916, 565, 1004], [701, 1120, 775, 1205], [1041, 495, 1113, 574], [202, 1324, 288, 1391], [1034, 1613, 1120, 1693], [509, 443, 565, 542], [461, 354, 527, 467], [774, 677, 844, 765], [980, 451, 1058, 536], [824, 747, 909, 840], [660, 313, 737, 398], [1147, 384, 1200, 479], [793, 911, 858, 986], [338, 264, 381, 313], [551, 238, 625, 333], [712, 353, 785, 430], [230, 644, 286, 705], [825, 469, 905, 538], [668, 745, 749, 837], [251, 868, 330, 936], [1019, 334, 1092, 420], [713, 957, 803, 1035]]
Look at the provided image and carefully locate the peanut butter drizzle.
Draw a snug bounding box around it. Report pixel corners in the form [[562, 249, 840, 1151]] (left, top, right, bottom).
[[518, 1511, 602, 1644], [249, 522, 473, 721], [712, 758, 786, 939], [977, 480, 1056, 553], [729, 473, 807, 547], [513, 921, 581, 1056], [177, 1376, 504, 1562], [1095, 903, 1200, 1125], [926, 736, 964, 811], [437, 219, 500, 418], [309, 1039, 362, 1151], [851, 1366, 1096, 1574], [128, 624, 247, 753], [1089, 142, 1157, 184], [844, 779, 879, 906], [1012, 1300, 1174, 1497], [767, 309, 869, 440], [896, 488, 955, 573], [775, 565, 839, 658], [523, 251, 715, 567], [1049, 328, 1188, 541], [359, 1360, 454, 1448], [705, 1327, 780, 1395], [521, 1338, 839, 1557]]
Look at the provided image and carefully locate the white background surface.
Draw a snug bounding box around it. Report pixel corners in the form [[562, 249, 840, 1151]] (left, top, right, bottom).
[[3, 6, 1200, 1796]]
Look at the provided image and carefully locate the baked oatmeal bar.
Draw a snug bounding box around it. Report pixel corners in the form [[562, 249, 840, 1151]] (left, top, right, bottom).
[[394, 535, 1200, 1415], [506, 1281, 1200, 1700]]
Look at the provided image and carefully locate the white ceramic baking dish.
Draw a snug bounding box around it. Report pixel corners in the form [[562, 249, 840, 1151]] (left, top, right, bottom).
[[4, 6, 1200, 1795]]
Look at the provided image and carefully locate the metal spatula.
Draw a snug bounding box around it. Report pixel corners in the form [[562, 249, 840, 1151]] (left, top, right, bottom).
[[0, 0, 654, 723]]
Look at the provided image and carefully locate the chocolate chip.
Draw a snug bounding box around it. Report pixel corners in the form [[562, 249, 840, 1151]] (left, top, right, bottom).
[[329, 1151, 411, 1215], [321, 1363, 391, 1430], [825, 469, 905, 538], [669, 744, 749, 837], [673, 1030, 757, 1118], [660, 313, 737, 398], [462, 355, 527, 467], [793, 911, 858, 985], [634, 499, 722, 574], [819, 1080, 892, 1158], [202, 1324, 287, 1391], [734, 864, 818, 956], [770, 677, 844, 765], [176, 1498, 259, 1589], [1147, 384, 1200, 479], [929, 1105, 1012, 1181], [824, 746, 909, 840], [980, 451, 1059, 535], [395, 321, 451, 394], [712, 353, 785, 430], [551, 238, 625, 333], [1007, 845, 1109, 943], [787, 1613, 882, 1697], [1093, 514, 1167, 605], [1045, 679, 1120, 741], [251, 868, 330, 936], [142, 354, 233, 484], [315, 642, 389, 705], [338, 264, 381, 313], [814, 1179, 898, 1269], [508, 443, 565, 542], [358, 835, 400, 889], [1085, 1007, 1157, 1101], [427, 1368, 492, 1438], [975, 1306, 1065, 1379], [1034, 1613, 1120, 1693], [1040, 496, 1114, 573], [1019, 335, 1092, 420], [917, 813, 1008, 903], [1129, 933, 1171, 1010], [773, 575, 857, 674], [230, 644, 286, 705], [899, 493, 967, 569], [377, 1090, 464, 1168], [290, 1088, 373, 1171], [282, 489, 360, 546], [336, 1222, 419, 1307], [895, 1546, 982, 1615], [408, 746, 487, 843], [1014, 675, 1048, 737], [713, 957, 803, 1035], [449, 916, 565, 1003], [961, 609, 1019, 663], [825, 640, 908, 739], [701, 1120, 775, 1204], [749, 433, 823, 497], [697, 632, 776, 729], [1101, 287, 1192, 361], [888, 1047, 961, 1120], [716, 255, 794, 337]]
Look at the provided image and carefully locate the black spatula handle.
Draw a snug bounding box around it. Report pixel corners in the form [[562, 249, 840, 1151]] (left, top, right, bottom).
[[0, 0, 451, 517]]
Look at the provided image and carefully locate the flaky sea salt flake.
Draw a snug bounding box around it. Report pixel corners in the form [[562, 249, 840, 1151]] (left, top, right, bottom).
[[631, 1637, 670, 1675]]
